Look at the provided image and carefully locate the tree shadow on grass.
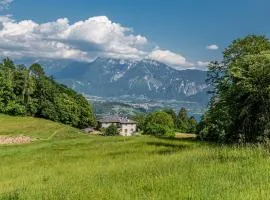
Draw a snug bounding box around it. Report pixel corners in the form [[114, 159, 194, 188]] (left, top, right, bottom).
[[146, 140, 191, 155], [106, 150, 135, 158], [159, 136, 199, 142], [1, 189, 23, 200]]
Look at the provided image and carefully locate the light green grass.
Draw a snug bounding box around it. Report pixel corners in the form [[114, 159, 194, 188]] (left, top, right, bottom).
[[0, 114, 83, 140], [1, 115, 270, 199]]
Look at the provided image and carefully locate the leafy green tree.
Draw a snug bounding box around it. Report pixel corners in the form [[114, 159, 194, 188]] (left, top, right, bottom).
[[188, 116, 198, 133], [29, 63, 45, 78], [2, 58, 15, 69], [104, 124, 119, 136], [143, 111, 175, 137], [76, 95, 97, 129], [0, 60, 25, 115], [132, 113, 146, 131], [223, 35, 270, 65], [163, 108, 177, 127], [177, 107, 189, 132], [198, 35, 270, 143]]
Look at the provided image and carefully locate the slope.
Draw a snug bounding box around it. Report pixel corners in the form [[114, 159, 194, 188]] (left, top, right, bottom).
[[0, 114, 83, 141]]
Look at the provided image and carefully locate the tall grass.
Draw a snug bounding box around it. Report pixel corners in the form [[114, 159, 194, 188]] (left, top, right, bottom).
[[0, 115, 270, 199]]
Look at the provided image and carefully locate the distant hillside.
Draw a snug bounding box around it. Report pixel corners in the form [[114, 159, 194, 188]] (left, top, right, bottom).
[[40, 58, 209, 104]]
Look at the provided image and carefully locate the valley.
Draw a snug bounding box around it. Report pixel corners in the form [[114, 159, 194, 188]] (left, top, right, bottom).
[[87, 95, 205, 119]]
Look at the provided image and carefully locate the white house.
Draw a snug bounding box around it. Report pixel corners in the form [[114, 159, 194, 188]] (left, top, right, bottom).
[[98, 116, 137, 136]]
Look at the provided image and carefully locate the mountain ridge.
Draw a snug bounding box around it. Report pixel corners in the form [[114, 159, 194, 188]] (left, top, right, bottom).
[[39, 57, 209, 104]]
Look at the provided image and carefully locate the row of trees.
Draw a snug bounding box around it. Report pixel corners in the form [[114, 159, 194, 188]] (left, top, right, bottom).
[[198, 35, 270, 143], [0, 58, 96, 128], [134, 108, 197, 137]]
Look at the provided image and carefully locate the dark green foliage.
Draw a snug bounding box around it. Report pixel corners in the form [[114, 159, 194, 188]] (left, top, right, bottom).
[[29, 63, 45, 77], [163, 108, 177, 126], [104, 124, 119, 136], [132, 113, 146, 131], [143, 111, 175, 137], [0, 58, 96, 128], [137, 108, 197, 135], [198, 35, 270, 143], [175, 107, 198, 133], [144, 124, 172, 137], [188, 116, 197, 133], [177, 107, 189, 132]]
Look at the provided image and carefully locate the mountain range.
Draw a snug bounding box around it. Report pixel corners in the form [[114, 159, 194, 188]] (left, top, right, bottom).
[[37, 58, 209, 105]]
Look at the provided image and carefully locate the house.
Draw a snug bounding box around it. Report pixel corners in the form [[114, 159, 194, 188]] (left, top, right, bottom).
[[98, 116, 137, 136]]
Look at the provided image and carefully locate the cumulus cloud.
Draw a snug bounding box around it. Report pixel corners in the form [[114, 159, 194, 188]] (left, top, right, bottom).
[[0, 15, 195, 68], [0, 0, 13, 10], [197, 61, 210, 67], [148, 49, 190, 67], [206, 44, 219, 50], [0, 15, 149, 61], [195, 61, 210, 70]]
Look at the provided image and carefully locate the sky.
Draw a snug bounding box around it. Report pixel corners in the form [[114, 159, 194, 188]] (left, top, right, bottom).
[[0, 0, 269, 70]]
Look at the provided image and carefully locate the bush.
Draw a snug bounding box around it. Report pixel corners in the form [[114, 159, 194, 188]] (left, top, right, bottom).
[[5, 101, 26, 116], [104, 124, 119, 136]]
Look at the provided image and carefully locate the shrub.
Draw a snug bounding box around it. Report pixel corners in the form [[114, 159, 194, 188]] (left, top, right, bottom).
[[104, 124, 119, 136]]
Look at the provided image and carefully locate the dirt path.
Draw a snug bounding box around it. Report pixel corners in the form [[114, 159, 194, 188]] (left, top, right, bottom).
[[0, 135, 32, 145]]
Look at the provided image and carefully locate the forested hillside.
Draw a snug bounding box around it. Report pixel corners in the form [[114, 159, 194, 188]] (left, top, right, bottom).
[[0, 58, 96, 128]]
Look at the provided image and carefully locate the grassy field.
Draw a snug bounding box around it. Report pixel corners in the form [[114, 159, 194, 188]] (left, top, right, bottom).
[[1, 115, 270, 199]]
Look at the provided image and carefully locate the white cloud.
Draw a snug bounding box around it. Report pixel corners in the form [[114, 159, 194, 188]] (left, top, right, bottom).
[[206, 44, 219, 50], [0, 15, 196, 69], [0, 0, 13, 10], [197, 61, 210, 67], [148, 49, 189, 67], [0, 15, 149, 62]]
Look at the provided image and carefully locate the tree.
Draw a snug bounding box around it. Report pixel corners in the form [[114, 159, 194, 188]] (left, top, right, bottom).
[[198, 35, 270, 143], [0, 59, 25, 115], [228, 52, 270, 142], [177, 108, 189, 132], [132, 113, 146, 131], [223, 35, 270, 65], [163, 108, 177, 127], [2, 58, 15, 69], [188, 116, 197, 133], [104, 124, 119, 136], [143, 111, 175, 137], [30, 63, 45, 78]]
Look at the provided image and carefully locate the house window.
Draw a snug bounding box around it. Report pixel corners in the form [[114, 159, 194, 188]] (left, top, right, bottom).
[[125, 129, 128, 133], [131, 129, 134, 132]]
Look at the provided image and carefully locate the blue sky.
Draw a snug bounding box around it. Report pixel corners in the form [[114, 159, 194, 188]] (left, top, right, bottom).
[[0, 0, 269, 69]]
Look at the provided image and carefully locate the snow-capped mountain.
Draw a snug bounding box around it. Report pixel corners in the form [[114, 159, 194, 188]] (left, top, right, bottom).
[[41, 57, 209, 104]]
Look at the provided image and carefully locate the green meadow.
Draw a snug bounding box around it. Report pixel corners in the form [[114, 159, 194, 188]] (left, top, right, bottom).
[[1, 114, 270, 200]]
